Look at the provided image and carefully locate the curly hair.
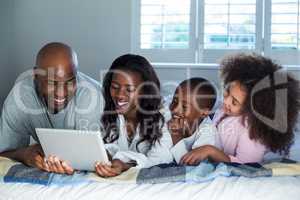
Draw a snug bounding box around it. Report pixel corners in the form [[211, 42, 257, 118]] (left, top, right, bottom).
[[220, 53, 300, 155], [101, 54, 164, 152]]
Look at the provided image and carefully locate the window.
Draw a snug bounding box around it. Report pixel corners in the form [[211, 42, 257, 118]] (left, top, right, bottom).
[[132, 0, 300, 64], [270, 0, 300, 49], [204, 0, 256, 49], [140, 0, 191, 49]]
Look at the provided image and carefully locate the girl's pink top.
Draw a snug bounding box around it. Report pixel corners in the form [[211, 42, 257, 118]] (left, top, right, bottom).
[[212, 108, 267, 163]]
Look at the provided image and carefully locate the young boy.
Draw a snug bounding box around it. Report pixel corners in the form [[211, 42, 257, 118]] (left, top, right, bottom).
[[167, 77, 218, 165]]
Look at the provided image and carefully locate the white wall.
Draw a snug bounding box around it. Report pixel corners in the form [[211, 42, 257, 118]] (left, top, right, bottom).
[[0, 0, 14, 108], [1, 0, 299, 109], [11, 0, 132, 79], [0, 0, 132, 109]]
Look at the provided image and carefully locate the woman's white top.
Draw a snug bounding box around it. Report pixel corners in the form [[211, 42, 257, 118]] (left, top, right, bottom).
[[105, 115, 174, 168]]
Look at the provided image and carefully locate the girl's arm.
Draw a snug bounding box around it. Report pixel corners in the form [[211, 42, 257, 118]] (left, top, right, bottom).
[[219, 118, 266, 164], [208, 146, 230, 162], [180, 145, 230, 165], [181, 125, 267, 165], [228, 130, 266, 163]]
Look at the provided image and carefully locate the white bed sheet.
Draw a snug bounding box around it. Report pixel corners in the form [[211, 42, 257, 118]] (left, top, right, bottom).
[[1, 176, 300, 200]]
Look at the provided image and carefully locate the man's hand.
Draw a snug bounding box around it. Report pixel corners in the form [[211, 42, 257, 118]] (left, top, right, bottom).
[[44, 155, 74, 175], [20, 144, 50, 171], [23, 144, 74, 174], [22, 144, 74, 174], [0, 144, 74, 175], [0, 144, 47, 170], [95, 159, 130, 178]]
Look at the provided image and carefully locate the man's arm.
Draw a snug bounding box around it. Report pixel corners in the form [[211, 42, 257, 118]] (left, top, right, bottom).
[[0, 144, 49, 170], [0, 144, 75, 175], [0, 79, 74, 174]]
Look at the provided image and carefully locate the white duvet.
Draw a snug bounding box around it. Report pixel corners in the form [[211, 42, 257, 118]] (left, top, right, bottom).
[[1, 176, 300, 200]]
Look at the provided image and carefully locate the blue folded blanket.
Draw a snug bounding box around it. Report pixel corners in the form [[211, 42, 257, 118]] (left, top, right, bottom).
[[0, 157, 275, 186]]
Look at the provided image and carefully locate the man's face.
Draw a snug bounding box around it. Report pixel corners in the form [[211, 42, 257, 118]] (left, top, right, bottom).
[[35, 56, 77, 113]]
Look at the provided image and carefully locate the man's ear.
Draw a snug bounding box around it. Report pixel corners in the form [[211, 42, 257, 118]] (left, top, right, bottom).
[[33, 67, 47, 79], [33, 66, 39, 79], [33, 67, 43, 92]]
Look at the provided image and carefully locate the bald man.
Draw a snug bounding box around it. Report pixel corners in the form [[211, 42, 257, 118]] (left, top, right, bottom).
[[0, 42, 103, 174]]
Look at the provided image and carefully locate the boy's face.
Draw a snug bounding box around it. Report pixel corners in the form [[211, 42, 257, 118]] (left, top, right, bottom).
[[168, 85, 208, 137]]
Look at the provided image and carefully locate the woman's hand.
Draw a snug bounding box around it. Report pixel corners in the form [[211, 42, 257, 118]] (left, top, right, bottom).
[[95, 159, 126, 177]]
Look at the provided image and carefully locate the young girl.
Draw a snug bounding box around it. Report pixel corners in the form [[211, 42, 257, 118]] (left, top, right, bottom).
[[180, 54, 300, 165], [95, 54, 173, 177]]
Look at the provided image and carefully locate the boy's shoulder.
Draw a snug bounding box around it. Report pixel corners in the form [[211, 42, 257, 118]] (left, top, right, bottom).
[[199, 116, 215, 130]]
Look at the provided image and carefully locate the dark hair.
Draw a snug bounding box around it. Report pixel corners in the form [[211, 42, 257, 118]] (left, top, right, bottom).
[[101, 54, 164, 151], [220, 53, 300, 155], [179, 77, 217, 110]]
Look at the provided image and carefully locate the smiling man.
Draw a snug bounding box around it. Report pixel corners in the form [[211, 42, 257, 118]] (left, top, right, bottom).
[[0, 42, 103, 174]]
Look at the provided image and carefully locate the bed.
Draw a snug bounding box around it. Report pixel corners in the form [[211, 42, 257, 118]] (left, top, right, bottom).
[[1, 67, 300, 200], [0, 157, 300, 200], [1, 176, 300, 200]]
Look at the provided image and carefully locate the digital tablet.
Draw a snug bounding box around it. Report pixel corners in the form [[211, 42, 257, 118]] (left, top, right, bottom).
[[36, 128, 110, 171]]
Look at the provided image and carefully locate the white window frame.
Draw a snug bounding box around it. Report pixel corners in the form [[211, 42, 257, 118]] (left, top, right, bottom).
[[264, 0, 300, 65], [131, 0, 300, 65], [199, 0, 263, 63], [131, 0, 197, 63]]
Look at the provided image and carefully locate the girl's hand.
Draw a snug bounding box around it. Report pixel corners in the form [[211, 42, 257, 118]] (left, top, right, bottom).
[[95, 159, 125, 177], [180, 145, 212, 165]]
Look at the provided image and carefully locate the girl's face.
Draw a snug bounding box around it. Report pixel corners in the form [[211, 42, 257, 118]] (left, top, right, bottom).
[[223, 81, 247, 116], [110, 70, 143, 116]]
